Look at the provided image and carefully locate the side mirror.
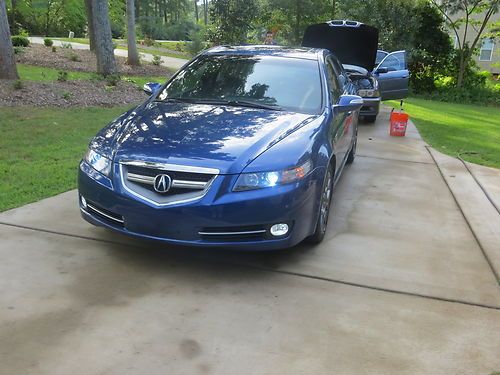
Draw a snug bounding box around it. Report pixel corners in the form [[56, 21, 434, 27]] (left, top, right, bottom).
[[143, 82, 161, 96], [334, 95, 364, 114], [374, 67, 389, 74]]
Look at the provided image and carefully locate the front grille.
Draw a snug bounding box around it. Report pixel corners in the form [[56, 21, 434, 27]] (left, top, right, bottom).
[[126, 165, 213, 183], [199, 225, 267, 242], [120, 161, 218, 206]]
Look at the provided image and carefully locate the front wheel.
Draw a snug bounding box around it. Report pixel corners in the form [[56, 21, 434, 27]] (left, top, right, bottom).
[[306, 165, 334, 244], [346, 133, 357, 164]]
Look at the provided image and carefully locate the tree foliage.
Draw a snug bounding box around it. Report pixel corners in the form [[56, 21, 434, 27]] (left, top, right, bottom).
[[339, 0, 419, 51], [206, 0, 258, 44], [8, 0, 87, 36], [409, 1, 454, 93], [430, 0, 499, 88]]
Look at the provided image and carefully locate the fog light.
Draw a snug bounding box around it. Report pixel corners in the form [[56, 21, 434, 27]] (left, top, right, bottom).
[[270, 223, 289, 237], [80, 196, 87, 209]]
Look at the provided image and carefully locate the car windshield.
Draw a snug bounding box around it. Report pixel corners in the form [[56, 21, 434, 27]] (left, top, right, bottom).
[[157, 54, 323, 114]]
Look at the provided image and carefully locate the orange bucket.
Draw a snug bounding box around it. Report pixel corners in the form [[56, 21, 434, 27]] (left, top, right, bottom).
[[389, 109, 409, 137]]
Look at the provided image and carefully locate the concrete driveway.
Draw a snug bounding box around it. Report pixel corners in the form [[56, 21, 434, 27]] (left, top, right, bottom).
[[0, 107, 499, 374]]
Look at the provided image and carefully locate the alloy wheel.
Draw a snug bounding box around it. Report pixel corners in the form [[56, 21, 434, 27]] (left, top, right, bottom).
[[319, 169, 333, 234]]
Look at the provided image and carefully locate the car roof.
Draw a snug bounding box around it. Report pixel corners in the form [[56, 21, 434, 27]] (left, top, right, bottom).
[[203, 45, 325, 60]]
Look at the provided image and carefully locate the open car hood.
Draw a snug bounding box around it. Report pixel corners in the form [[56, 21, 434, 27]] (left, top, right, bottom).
[[302, 20, 379, 72]]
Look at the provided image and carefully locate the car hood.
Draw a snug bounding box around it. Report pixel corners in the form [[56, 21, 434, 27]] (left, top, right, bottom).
[[106, 101, 318, 174], [302, 20, 379, 72]]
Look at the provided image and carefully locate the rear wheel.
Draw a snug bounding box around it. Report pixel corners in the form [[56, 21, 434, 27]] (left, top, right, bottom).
[[306, 165, 334, 244], [364, 115, 377, 123]]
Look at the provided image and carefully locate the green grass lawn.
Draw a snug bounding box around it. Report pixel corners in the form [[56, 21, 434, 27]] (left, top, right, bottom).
[[17, 63, 168, 87], [53, 37, 191, 60], [0, 106, 131, 212], [387, 98, 500, 169]]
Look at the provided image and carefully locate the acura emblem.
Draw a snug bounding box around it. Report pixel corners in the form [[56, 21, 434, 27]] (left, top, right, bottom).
[[153, 174, 172, 193]]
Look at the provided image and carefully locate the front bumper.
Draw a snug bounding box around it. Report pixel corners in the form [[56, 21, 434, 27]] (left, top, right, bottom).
[[78, 161, 322, 250], [360, 97, 380, 117]]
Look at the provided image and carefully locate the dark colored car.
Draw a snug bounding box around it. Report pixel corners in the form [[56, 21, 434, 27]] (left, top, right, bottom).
[[78, 46, 363, 250], [302, 20, 409, 123]]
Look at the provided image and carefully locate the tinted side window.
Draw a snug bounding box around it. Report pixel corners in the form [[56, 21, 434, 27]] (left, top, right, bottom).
[[325, 59, 342, 102], [379, 52, 406, 71], [376, 51, 388, 65], [330, 58, 347, 88]]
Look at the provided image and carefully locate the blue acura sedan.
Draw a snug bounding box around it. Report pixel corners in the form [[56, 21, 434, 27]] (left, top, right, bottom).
[[78, 46, 363, 250]]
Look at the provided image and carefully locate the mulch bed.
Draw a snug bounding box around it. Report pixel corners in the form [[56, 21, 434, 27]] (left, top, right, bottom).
[[1, 44, 173, 107], [0, 80, 146, 108], [15, 44, 174, 77]]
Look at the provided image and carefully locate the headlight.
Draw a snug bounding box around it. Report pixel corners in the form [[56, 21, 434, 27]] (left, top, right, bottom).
[[84, 148, 112, 176], [233, 160, 312, 191], [358, 89, 379, 98]]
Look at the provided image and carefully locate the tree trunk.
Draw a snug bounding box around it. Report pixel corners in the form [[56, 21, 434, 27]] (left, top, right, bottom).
[[0, 0, 19, 79], [91, 0, 117, 76], [194, 0, 198, 23], [84, 0, 96, 51], [203, 0, 207, 25], [45, 0, 52, 36], [126, 0, 140, 65], [10, 0, 16, 34], [294, 0, 301, 44], [457, 52, 465, 88]]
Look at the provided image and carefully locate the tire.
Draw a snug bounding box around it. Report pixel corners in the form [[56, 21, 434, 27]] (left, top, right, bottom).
[[306, 165, 334, 244], [346, 130, 357, 164], [364, 115, 377, 123]]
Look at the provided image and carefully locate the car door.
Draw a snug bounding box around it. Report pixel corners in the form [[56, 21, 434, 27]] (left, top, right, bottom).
[[325, 56, 349, 169], [331, 57, 355, 159], [326, 55, 353, 170], [374, 50, 409, 100]]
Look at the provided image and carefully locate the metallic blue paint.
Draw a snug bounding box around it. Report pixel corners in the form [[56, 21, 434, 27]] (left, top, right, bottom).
[[78, 46, 360, 250]]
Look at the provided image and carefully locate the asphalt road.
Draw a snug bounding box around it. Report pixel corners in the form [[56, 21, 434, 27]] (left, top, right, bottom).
[[0, 107, 499, 374]]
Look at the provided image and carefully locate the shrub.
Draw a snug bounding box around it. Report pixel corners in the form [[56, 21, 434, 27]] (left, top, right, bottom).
[[61, 42, 73, 49], [51, 46, 57, 53], [110, 20, 125, 39], [415, 86, 500, 106], [13, 46, 25, 55], [57, 71, 68, 82], [11, 36, 30, 47], [143, 36, 155, 46], [12, 80, 24, 90], [152, 55, 161, 66], [44, 38, 53, 47], [61, 91, 72, 100], [187, 30, 206, 56], [105, 74, 121, 86], [67, 52, 81, 62]]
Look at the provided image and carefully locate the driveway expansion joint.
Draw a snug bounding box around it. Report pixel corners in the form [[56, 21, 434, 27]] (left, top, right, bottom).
[[356, 153, 434, 165], [426, 146, 500, 284], [1, 220, 499, 311]]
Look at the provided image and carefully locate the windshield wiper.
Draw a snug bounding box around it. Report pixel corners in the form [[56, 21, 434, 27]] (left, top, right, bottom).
[[156, 97, 282, 111], [154, 97, 198, 103], [195, 99, 282, 111]]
